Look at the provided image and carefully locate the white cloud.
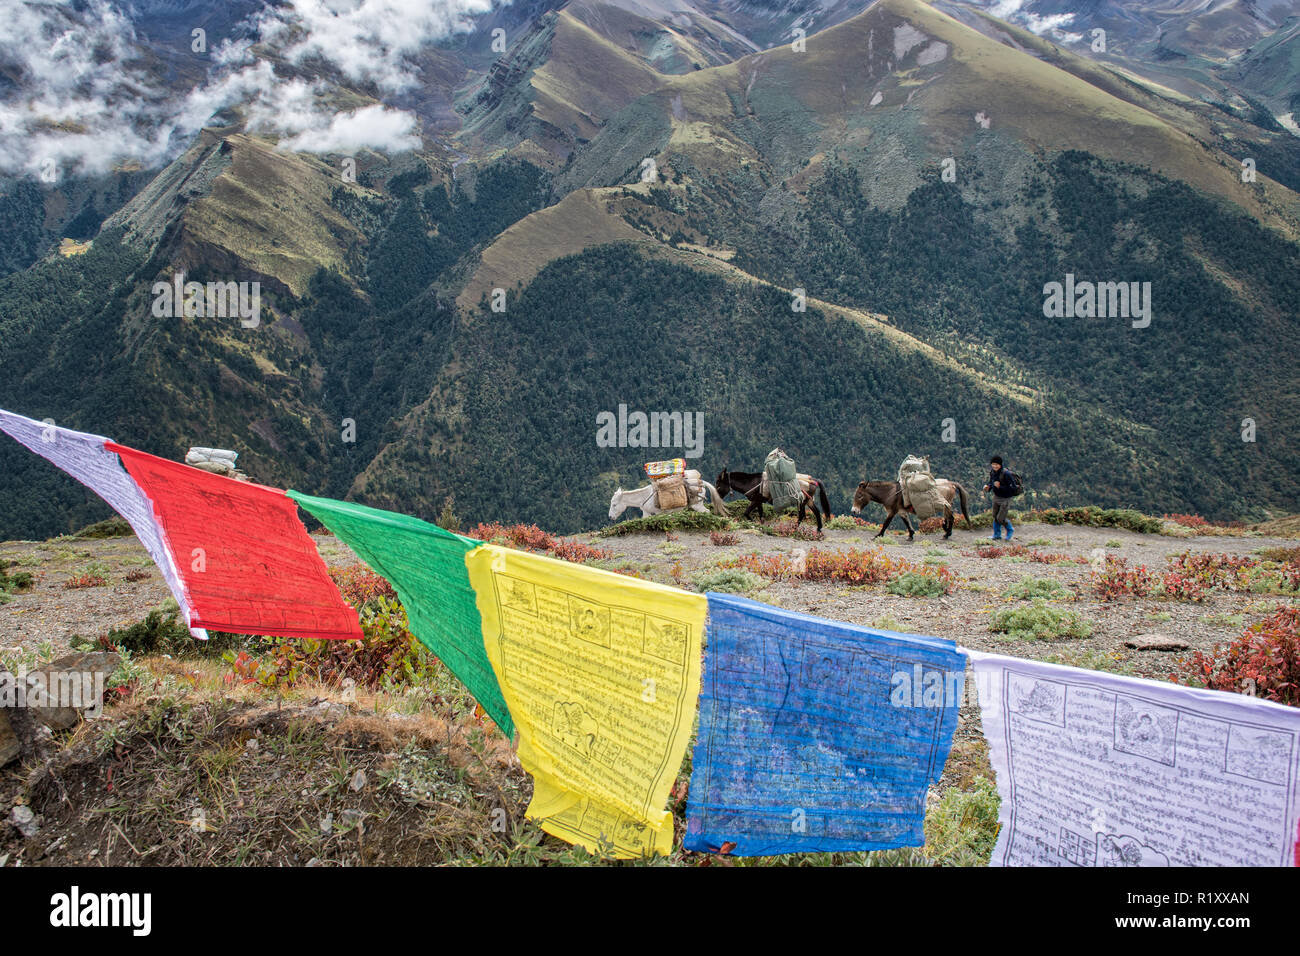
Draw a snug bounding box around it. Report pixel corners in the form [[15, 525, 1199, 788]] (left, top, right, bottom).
[[276, 103, 422, 153], [0, 0, 506, 177]]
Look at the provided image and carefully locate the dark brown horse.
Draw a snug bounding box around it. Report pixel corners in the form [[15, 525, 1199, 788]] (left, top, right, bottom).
[[851, 479, 971, 539], [715, 468, 828, 531]]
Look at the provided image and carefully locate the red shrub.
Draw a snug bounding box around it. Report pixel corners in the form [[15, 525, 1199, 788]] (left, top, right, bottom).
[[721, 547, 953, 592], [329, 563, 397, 608], [64, 574, 107, 589], [709, 532, 740, 546], [1164, 513, 1211, 529], [467, 522, 608, 563], [1092, 556, 1161, 600], [1175, 606, 1300, 706], [771, 518, 824, 541], [1167, 552, 1256, 592]]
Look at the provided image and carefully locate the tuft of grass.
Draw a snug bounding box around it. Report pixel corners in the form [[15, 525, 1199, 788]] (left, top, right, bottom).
[[692, 568, 765, 594], [922, 777, 1001, 866], [1045, 648, 1135, 676], [1002, 576, 1071, 601], [989, 600, 1092, 641], [599, 511, 733, 536], [72, 516, 134, 539], [887, 572, 949, 598]]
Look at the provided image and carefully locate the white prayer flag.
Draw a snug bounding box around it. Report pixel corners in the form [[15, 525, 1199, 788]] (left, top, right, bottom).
[[0, 408, 206, 639], [969, 650, 1300, 866]]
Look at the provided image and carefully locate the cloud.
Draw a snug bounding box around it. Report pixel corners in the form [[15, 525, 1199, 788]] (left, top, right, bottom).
[[0, 0, 506, 178]]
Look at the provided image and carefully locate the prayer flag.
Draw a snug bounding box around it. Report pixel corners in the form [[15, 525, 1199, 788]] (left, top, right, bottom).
[[107, 443, 360, 640], [288, 492, 512, 737], [466, 544, 705, 857], [970, 651, 1300, 866], [0, 409, 205, 637], [686, 593, 965, 856]]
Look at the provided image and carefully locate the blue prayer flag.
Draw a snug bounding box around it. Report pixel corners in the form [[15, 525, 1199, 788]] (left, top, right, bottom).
[[685, 593, 967, 856]]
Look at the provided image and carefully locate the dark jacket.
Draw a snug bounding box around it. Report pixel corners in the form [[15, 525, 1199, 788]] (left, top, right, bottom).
[[988, 466, 1016, 499]]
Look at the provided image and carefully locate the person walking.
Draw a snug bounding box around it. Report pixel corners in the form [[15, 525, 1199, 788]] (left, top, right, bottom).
[[983, 455, 1018, 541]]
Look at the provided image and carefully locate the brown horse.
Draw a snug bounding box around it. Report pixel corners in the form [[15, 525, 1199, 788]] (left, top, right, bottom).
[[850, 479, 971, 539], [715, 469, 829, 531]]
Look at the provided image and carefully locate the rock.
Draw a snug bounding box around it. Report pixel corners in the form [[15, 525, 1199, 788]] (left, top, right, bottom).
[[25, 651, 120, 731], [0, 711, 19, 766], [10, 805, 39, 839], [1125, 633, 1190, 652], [348, 769, 367, 792]]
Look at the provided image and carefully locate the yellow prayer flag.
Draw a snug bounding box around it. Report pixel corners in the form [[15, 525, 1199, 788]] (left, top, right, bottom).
[[466, 544, 705, 858]]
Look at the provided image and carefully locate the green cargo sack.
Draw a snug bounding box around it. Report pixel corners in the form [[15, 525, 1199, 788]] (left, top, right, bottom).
[[897, 454, 946, 519], [763, 448, 802, 511]]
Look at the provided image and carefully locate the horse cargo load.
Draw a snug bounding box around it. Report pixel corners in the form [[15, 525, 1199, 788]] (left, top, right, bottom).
[[898, 455, 947, 519], [653, 473, 689, 510], [761, 448, 802, 511]]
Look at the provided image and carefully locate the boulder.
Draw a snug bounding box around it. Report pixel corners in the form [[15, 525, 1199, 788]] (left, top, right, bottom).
[[25, 651, 120, 730], [1124, 633, 1189, 652]]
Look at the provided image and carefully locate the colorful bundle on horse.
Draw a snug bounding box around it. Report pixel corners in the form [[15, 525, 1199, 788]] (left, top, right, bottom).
[[645, 458, 687, 480], [644, 458, 690, 510], [761, 448, 802, 512]]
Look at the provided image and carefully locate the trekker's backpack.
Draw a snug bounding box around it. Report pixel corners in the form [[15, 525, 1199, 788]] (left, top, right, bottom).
[[897, 454, 946, 519], [762, 448, 802, 511], [1002, 470, 1024, 498]]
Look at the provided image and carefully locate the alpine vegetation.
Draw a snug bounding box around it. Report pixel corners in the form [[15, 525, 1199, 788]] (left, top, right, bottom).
[[1042, 274, 1152, 328]]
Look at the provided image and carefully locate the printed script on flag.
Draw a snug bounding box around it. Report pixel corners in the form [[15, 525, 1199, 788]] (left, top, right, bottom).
[[971, 651, 1300, 866], [466, 544, 705, 857], [686, 594, 965, 856]]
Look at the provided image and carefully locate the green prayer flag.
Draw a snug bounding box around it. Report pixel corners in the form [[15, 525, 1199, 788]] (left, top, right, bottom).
[[288, 491, 513, 737]]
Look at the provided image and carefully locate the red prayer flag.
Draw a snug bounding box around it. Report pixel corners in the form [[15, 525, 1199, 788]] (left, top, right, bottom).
[[106, 442, 361, 640]]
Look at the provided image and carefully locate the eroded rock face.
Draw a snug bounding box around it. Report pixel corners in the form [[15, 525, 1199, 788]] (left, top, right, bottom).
[[1, 652, 122, 764], [0, 710, 18, 766]]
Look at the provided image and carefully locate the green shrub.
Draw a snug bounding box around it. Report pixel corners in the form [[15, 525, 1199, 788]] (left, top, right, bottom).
[[73, 516, 133, 539], [887, 572, 949, 598], [1036, 507, 1163, 534], [923, 777, 1001, 865], [0, 561, 35, 602], [827, 515, 871, 530], [599, 511, 733, 536], [1045, 648, 1136, 675], [1002, 576, 1071, 601], [990, 600, 1092, 640], [692, 568, 765, 594], [101, 610, 249, 659]]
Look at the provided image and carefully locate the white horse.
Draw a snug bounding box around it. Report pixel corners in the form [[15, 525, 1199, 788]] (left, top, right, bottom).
[[609, 480, 729, 520]]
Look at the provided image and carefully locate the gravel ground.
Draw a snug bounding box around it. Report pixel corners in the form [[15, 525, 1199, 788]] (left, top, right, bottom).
[[2, 521, 1294, 672], [0, 533, 360, 655], [578, 520, 1298, 680]]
